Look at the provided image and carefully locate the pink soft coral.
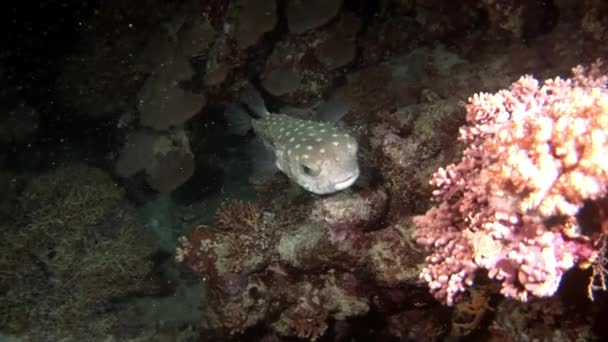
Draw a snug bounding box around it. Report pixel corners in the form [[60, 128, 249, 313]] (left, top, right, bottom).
[[413, 62, 608, 305]]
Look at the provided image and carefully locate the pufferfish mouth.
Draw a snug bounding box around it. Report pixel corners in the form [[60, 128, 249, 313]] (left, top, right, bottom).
[[333, 172, 360, 191]]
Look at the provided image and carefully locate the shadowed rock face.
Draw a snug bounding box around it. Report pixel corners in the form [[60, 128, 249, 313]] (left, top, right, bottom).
[[115, 129, 194, 192], [285, 0, 344, 34], [234, 0, 278, 49]]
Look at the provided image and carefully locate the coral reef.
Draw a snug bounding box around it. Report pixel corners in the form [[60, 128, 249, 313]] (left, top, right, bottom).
[[6, 0, 608, 340], [177, 189, 424, 338], [0, 164, 160, 340], [449, 286, 493, 336], [489, 295, 595, 341], [413, 63, 608, 305], [167, 1, 608, 339], [480, 0, 558, 40]]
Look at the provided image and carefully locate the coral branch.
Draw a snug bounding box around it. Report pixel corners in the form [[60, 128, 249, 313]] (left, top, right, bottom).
[[413, 62, 608, 305]]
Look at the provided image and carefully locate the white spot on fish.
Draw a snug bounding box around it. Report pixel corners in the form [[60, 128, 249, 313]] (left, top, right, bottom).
[[315, 138, 322, 142], [332, 141, 339, 146], [307, 146, 313, 150], [302, 154, 309, 159], [320, 148, 326, 153], [295, 144, 301, 149]]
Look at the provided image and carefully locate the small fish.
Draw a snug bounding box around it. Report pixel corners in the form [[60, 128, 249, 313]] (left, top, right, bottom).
[[225, 85, 360, 194]]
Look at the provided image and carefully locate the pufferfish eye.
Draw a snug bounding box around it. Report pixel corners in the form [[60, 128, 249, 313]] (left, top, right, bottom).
[[301, 164, 321, 177]]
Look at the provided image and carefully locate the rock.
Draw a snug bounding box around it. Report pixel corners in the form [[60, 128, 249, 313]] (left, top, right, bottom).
[[234, 0, 277, 48], [137, 57, 205, 130], [115, 129, 194, 192], [285, 0, 343, 34]]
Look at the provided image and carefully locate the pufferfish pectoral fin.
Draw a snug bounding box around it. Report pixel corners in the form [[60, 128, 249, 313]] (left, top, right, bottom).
[[315, 93, 351, 123], [224, 103, 253, 136], [240, 84, 271, 118], [246, 139, 278, 185]]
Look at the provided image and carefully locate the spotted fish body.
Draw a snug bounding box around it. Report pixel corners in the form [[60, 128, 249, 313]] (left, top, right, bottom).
[[228, 86, 360, 194], [252, 113, 359, 194]]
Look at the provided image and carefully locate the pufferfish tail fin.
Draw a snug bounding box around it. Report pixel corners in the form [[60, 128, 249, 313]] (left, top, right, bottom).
[[240, 83, 271, 118]]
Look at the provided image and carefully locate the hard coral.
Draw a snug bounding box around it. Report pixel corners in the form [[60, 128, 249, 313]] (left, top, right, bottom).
[[386, 308, 447, 341], [489, 296, 594, 341], [480, 0, 558, 40], [272, 271, 369, 341], [276, 222, 368, 275], [215, 199, 263, 231], [177, 200, 274, 277], [369, 98, 464, 218], [2, 164, 159, 340], [413, 62, 608, 305], [368, 222, 424, 287], [450, 287, 492, 336], [177, 183, 399, 338], [201, 273, 270, 334], [310, 187, 388, 239]]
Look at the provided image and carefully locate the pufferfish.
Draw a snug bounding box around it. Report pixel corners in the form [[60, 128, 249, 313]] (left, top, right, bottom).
[[225, 85, 360, 195]]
